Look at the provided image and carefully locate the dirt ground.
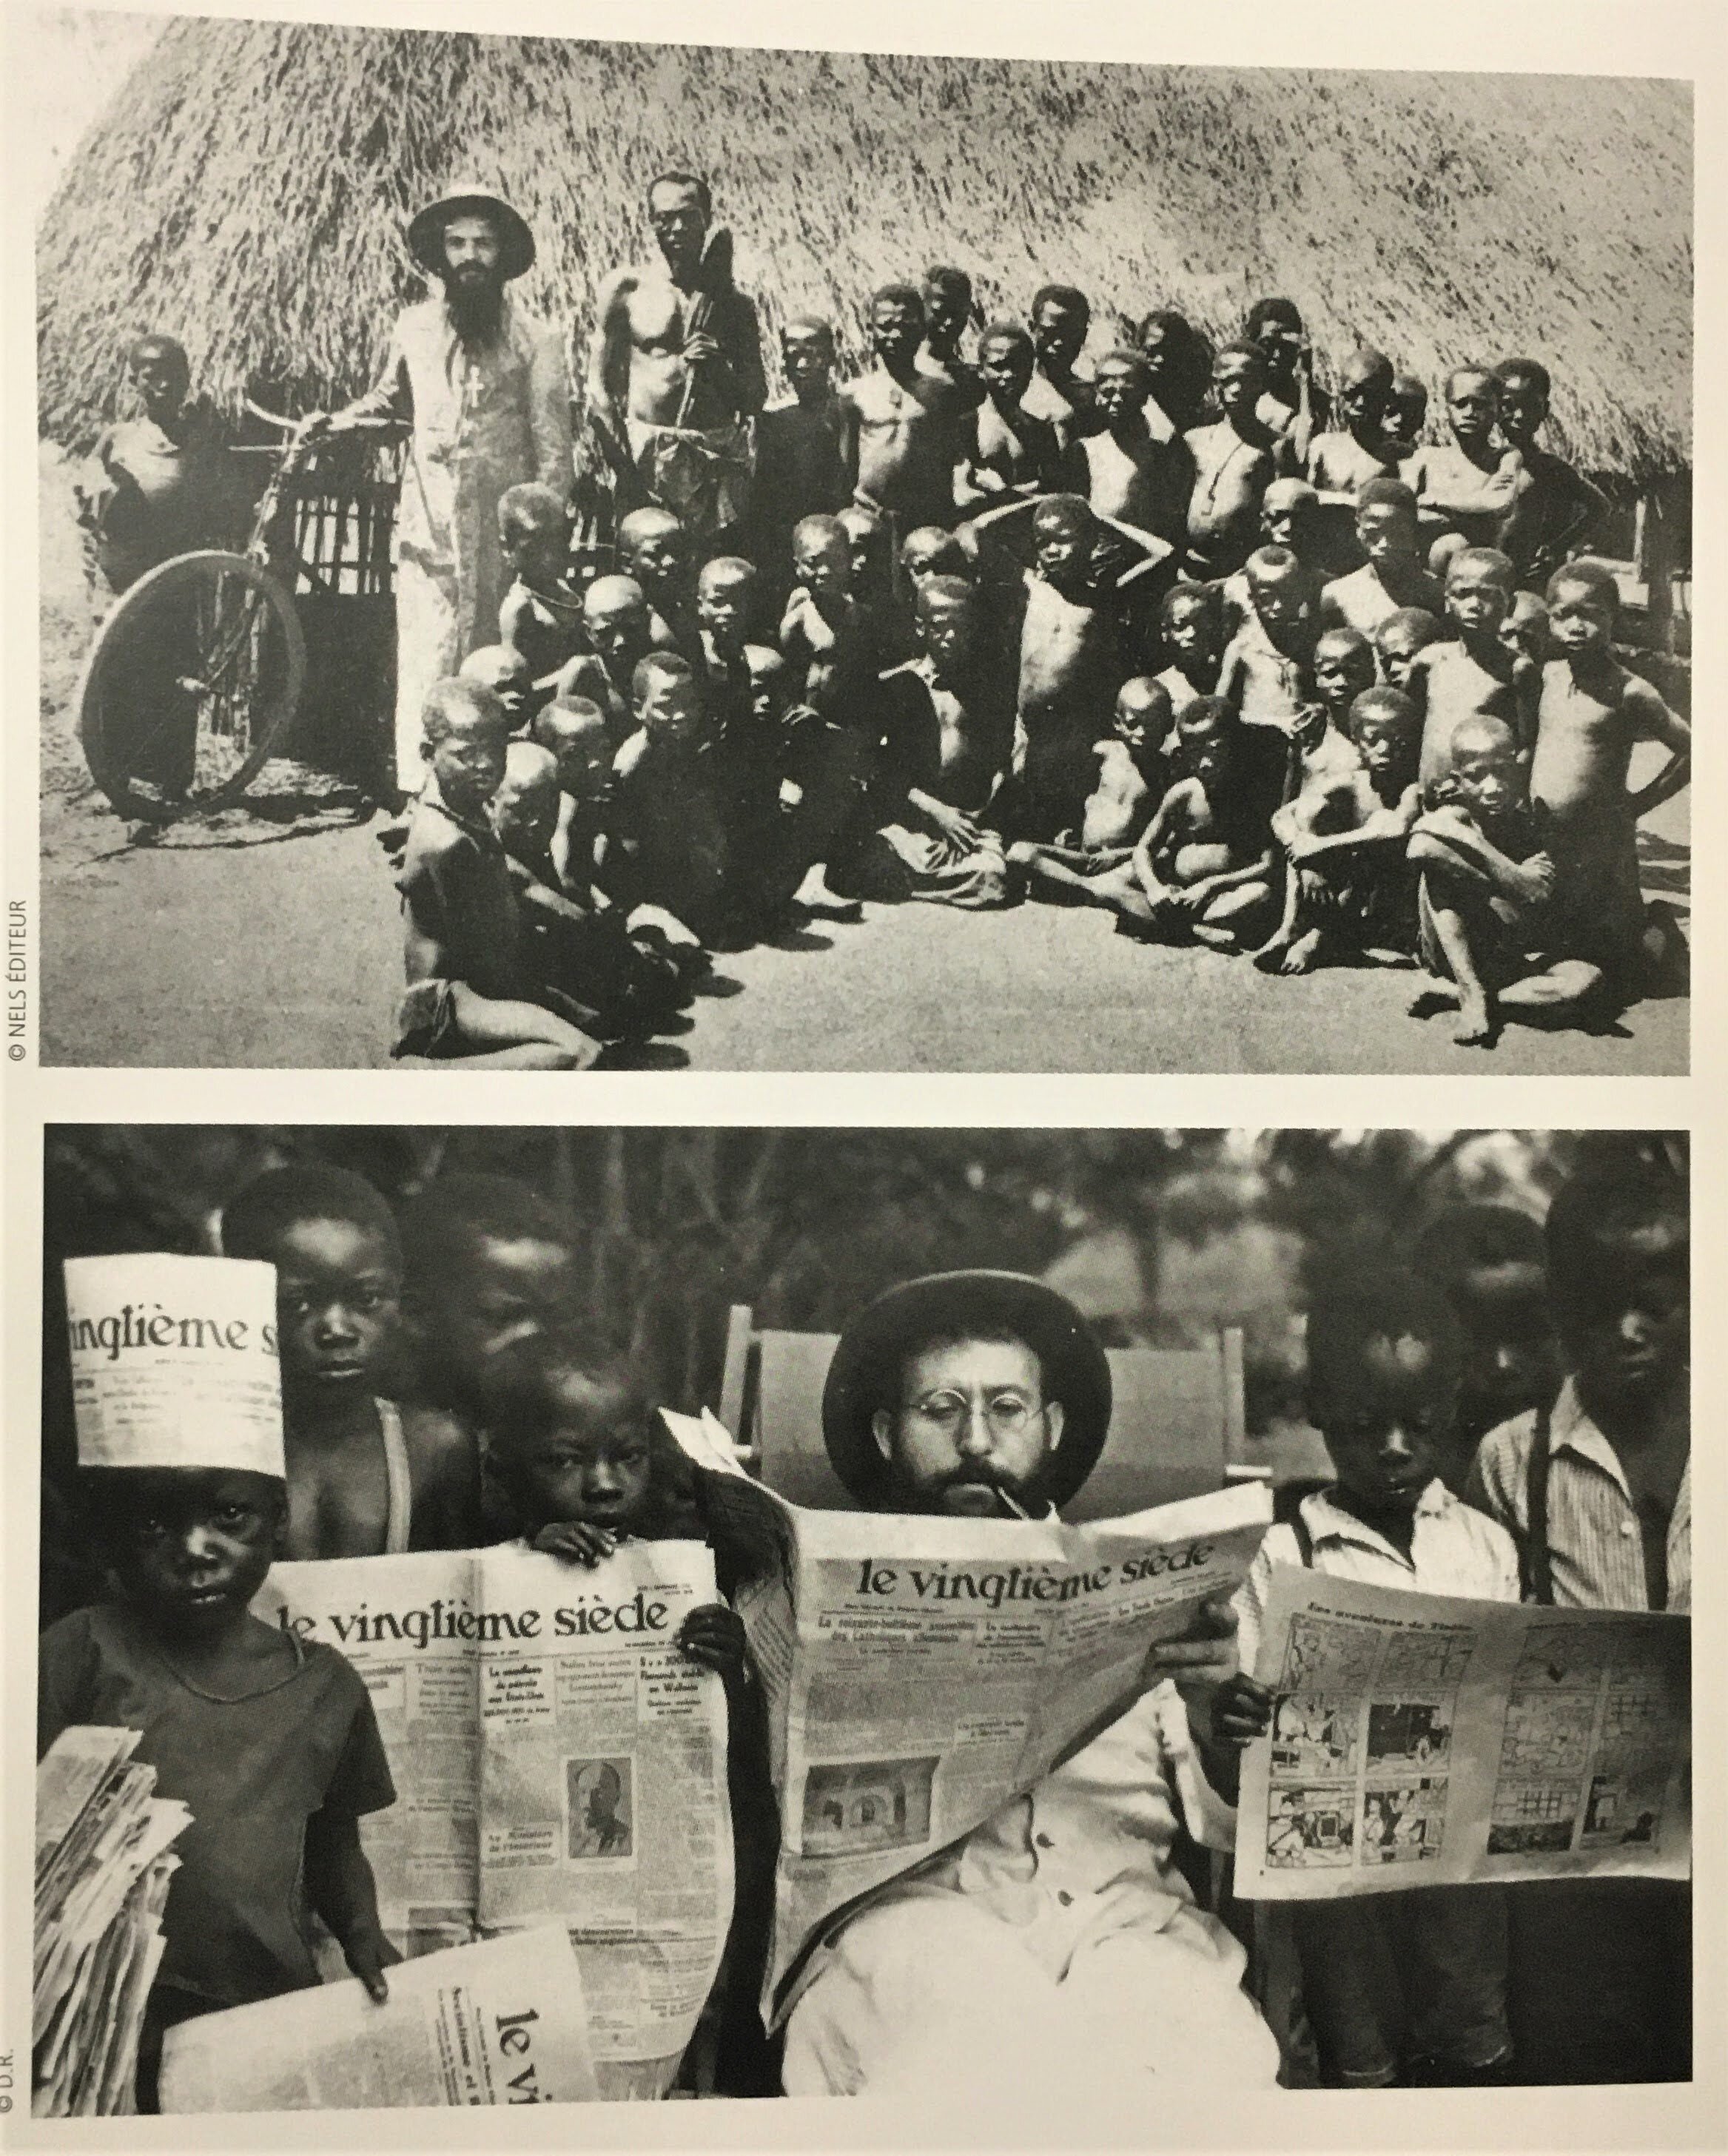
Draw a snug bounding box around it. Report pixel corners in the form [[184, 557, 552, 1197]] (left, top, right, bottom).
[[40, 789, 1689, 1073], [36, 449, 1688, 1074]]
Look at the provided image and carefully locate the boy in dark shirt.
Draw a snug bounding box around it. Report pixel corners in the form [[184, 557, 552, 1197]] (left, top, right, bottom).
[[597, 653, 731, 947], [41, 1255, 397, 2106], [491, 739, 687, 1040], [394, 678, 602, 1068]]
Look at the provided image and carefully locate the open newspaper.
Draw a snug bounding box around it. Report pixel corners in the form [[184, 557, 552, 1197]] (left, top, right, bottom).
[[255, 1541, 732, 2095], [663, 1409, 1271, 2018], [1234, 1566, 1690, 1898], [34, 1726, 190, 2116], [158, 1926, 599, 2111]]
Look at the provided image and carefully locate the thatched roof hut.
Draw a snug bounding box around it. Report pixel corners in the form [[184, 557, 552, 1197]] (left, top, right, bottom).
[[38, 21, 1690, 480]]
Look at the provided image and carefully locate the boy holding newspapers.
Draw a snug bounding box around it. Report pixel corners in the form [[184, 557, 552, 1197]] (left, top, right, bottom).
[[1214, 1265, 1519, 2087], [38, 1256, 398, 2109]]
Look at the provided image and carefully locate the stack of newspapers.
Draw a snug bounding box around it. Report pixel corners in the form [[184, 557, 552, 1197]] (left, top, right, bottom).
[[33, 1726, 191, 2116]]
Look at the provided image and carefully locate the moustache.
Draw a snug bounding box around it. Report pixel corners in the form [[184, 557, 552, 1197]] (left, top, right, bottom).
[[939, 1469, 1035, 1517]]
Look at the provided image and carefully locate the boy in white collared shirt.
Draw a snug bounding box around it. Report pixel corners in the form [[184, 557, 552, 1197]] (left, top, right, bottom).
[[1220, 1267, 1519, 2087]]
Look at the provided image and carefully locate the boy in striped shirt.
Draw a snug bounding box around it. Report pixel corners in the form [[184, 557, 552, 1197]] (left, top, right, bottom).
[[1465, 1159, 1689, 2083]]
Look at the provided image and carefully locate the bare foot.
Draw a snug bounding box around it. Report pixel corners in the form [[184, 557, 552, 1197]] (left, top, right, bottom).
[[793, 866, 864, 922], [1453, 994, 1496, 1047], [1277, 928, 1325, 975], [1251, 934, 1294, 974]]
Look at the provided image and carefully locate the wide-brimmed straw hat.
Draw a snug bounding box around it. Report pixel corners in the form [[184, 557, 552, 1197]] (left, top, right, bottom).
[[408, 183, 536, 281], [821, 1270, 1112, 1510]]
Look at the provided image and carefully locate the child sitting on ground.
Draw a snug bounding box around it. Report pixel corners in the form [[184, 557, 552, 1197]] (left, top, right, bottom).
[[954, 323, 1071, 512], [394, 679, 602, 1069], [596, 653, 731, 948], [532, 694, 614, 891], [1254, 685, 1422, 975], [1217, 1267, 1518, 2088], [39, 1256, 397, 2105], [1106, 697, 1279, 949], [497, 482, 587, 701], [1009, 676, 1169, 904], [1374, 606, 1449, 693], [491, 739, 687, 1042], [220, 1165, 480, 1560], [1407, 548, 1537, 799], [1218, 546, 1319, 732], [738, 647, 866, 924], [1319, 479, 1444, 640], [838, 576, 1012, 909], [1408, 714, 1601, 1047], [481, 1341, 779, 2097], [1530, 559, 1690, 1000]]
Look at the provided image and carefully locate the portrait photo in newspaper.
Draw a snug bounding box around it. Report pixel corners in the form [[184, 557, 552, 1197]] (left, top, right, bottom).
[[28, 7, 1690, 1075], [30, 1122, 1692, 2110]]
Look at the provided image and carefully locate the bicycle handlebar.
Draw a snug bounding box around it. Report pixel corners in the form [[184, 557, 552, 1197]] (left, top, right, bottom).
[[243, 397, 406, 439]]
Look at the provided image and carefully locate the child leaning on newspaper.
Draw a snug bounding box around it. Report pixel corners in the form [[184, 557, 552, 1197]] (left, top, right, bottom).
[[479, 1338, 781, 2095], [37, 1257, 399, 2112], [1212, 1267, 1519, 2088]]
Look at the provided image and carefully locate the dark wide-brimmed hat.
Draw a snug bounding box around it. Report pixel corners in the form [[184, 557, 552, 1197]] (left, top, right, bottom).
[[408, 183, 536, 282], [821, 1270, 1113, 1510]]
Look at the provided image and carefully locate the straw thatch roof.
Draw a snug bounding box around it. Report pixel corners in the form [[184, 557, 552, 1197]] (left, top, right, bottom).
[[38, 22, 1691, 476]]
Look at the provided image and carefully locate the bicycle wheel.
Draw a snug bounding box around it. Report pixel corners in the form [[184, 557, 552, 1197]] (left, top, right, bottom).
[[78, 550, 306, 822]]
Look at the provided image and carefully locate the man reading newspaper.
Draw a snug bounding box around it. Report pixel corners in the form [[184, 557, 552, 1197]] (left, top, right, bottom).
[[769, 1270, 1280, 2099]]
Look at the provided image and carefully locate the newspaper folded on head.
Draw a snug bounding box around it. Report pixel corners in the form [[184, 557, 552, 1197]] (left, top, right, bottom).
[[158, 1926, 599, 2112], [1234, 1566, 1690, 1898], [662, 1408, 1271, 2019], [257, 1541, 733, 2095], [33, 1728, 190, 2116]]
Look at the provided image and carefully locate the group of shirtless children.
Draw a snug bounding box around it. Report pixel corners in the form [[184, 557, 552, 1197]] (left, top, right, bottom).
[[392, 277, 1690, 1064]]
